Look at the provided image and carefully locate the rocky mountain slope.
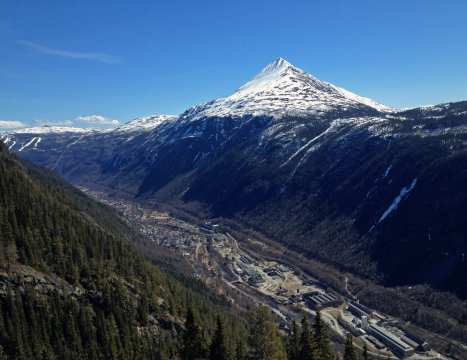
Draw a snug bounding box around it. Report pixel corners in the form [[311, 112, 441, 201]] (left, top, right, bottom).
[[3, 58, 467, 299]]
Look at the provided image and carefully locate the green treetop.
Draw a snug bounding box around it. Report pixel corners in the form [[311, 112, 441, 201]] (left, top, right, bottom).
[[180, 306, 208, 360], [209, 314, 231, 360], [247, 307, 286, 360], [343, 334, 358, 360], [234, 337, 246, 360], [286, 319, 301, 360], [362, 343, 372, 360], [299, 314, 315, 360], [312, 309, 334, 360]]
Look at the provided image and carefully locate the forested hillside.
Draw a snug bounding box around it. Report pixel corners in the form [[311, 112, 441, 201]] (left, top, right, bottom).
[[0, 140, 248, 359]]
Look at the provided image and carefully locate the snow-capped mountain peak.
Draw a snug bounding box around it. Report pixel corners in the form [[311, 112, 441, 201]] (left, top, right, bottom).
[[181, 58, 394, 122], [233, 57, 295, 95]]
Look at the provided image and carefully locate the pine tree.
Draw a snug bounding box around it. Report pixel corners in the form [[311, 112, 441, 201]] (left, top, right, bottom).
[[343, 334, 358, 360], [209, 314, 231, 360], [138, 291, 149, 326], [362, 344, 371, 360], [247, 307, 286, 360], [179, 306, 208, 360], [312, 309, 333, 360], [299, 315, 314, 360], [234, 337, 246, 360], [5, 242, 18, 273], [286, 319, 300, 360]]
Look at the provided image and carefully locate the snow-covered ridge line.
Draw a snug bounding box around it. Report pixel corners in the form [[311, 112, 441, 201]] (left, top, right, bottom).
[[112, 115, 177, 132], [2, 115, 178, 136], [6, 126, 110, 135]]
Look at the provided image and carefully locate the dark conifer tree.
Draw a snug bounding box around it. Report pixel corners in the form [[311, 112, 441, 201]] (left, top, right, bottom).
[[209, 314, 231, 360], [312, 309, 333, 360], [180, 306, 208, 360], [248, 307, 286, 360], [299, 315, 314, 360], [343, 334, 358, 360], [234, 337, 246, 360], [286, 319, 300, 360], [362, 344, 371, 360]]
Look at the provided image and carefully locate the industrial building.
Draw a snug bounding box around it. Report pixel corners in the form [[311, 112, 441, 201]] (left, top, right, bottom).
[[249, 275, 266, 285], [368, 324, 414, 357], [306, 293, 341, 309], [401, 332, 430, 352], [244, 268, 259, 277], [236, 262, 249, 270], [240, 254, 256, 264], [365, 335, 385, 350], [348, 300, 374, 319]]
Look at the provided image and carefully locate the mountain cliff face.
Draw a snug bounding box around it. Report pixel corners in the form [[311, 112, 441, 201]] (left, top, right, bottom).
[[3, 58, 467, 298]]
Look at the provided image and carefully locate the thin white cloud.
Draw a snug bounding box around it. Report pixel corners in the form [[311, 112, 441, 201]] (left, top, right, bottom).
[[75, 115, 119, 124], [19, 41, 122, 64], [35, 119, 73, 126], [0, 120, 28, 129]]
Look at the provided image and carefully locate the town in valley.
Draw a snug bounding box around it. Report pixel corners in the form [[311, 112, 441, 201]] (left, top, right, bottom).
[[80, 187, 452, 360]]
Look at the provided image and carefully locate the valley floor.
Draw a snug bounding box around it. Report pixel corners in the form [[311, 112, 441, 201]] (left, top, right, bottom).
[[80, 187, 460, 360]]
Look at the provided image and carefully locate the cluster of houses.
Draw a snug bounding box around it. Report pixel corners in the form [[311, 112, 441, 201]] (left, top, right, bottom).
[[131, 216, 203, 251]]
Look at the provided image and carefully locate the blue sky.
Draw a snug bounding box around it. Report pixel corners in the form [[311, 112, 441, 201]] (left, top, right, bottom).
[[1, 0, 466, 129]]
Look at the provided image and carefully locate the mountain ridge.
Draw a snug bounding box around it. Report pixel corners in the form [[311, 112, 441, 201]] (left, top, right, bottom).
[[4, 57, 393, 139], [2, 60, 467, 301]]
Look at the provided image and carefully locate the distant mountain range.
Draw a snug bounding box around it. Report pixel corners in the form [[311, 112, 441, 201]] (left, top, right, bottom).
[[3, 58, 467, 298]]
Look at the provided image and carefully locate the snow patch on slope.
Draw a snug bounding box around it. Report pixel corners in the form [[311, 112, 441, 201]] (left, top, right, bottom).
[[18, 137, 37, 151], [383, 164, 392, 178], [378, 178, 417, 223]]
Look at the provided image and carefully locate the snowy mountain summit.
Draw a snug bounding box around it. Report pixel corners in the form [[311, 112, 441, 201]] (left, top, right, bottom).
[[181, 58, 393, 121]]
